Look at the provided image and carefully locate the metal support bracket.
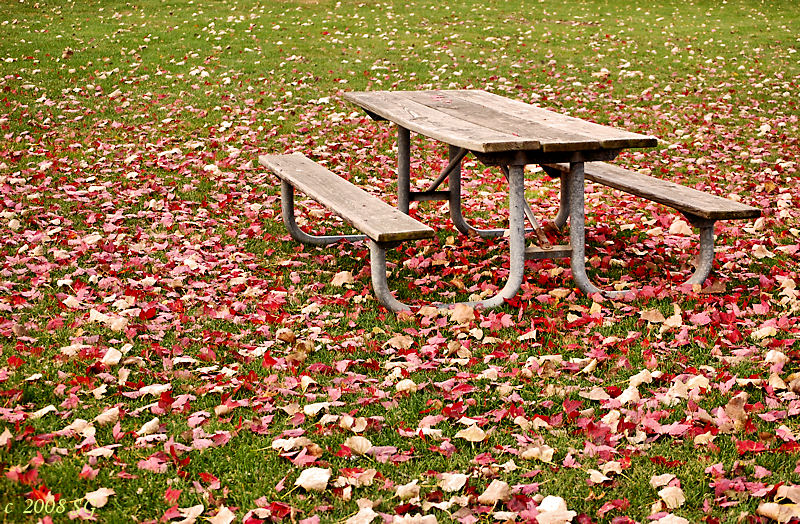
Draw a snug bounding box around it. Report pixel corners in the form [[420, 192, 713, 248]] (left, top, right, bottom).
[[368, 165, 528, 312], [281, 181, 366, 245]]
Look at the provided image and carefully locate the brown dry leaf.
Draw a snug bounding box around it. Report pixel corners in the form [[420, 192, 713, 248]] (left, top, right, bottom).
[[385, 334, 414, 350], [777, 486, 800, 504], [288, 340, 314, 366], [700, 280, 727, 294], [757, 502, 800, 523], [454, 425, 486, 442], [477, 479, 511, 504], [640, 309, 666, 323], [724, 392, 749, 432], [449, 303, 475, 324], [276, 328, 296, 344], [331, 271, 354, 286]]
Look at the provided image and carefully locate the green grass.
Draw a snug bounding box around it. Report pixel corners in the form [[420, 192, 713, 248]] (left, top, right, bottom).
[[0, 0, 799, 522]]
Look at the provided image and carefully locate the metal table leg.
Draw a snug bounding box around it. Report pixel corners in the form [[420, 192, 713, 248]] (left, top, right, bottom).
[[397, 126, 411, 214], [281, 181, 366, 245], [565, 162, 630, 298], [369, 164, 527, 312]]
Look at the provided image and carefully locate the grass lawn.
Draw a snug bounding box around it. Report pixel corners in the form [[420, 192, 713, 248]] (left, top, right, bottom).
[[0, 0, 799, 522]]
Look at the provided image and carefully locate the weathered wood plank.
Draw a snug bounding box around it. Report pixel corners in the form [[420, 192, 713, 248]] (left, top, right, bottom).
[[453, 90, 659, 150], [260, 154, 435, 243], [402, 90, 600, 153], [545, 162, 761, 220], [343, 91, 538, 153]]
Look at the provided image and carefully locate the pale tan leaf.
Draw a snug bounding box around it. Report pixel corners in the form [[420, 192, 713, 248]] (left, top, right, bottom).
[[640, 309, 666, 323], [658, 486, 686, 509], [756, 502, 800, 523], [520, 444, 556, 463], [346, 507, 378, 524], [477, 479, 510, 504], [536, 496, 577, 524], [344, 436, 373, 455], [587, 469, 611, 484], [650, 473, 676, 489], [331, 271, 355, 287], [207, 506, 236, 524], [449, 303, 475, 324], [84, 487, 115, 508], [439, 473, 468, 492], [137, 417, 160, 436], [396, 379, 418, 393], [176, 504, 205, 524], [724, 391, 749, 432], [454, 425, 486, 442], [669, 218, 693, 236], [295, 467, 331, 491], [0, 428, 13, 447], [385, 334, 414, 349], [94, 406, 120, 426], [396, 479, 420, 501]]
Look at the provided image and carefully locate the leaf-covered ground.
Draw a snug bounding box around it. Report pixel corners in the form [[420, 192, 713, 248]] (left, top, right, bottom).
[[0, 0, 798, 522]]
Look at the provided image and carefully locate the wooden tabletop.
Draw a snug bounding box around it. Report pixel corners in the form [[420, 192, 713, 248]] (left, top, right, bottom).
[[343, 89, 658, 155]]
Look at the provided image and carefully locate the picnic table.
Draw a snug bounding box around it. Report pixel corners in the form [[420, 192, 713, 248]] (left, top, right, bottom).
[[261, 89, 760, 312]]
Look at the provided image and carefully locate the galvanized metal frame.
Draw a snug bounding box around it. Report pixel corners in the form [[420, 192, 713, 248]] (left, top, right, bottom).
[[280, 180, 366, 245]]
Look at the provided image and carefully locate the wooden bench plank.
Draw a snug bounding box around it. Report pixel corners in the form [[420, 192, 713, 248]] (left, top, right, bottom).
[[343, 91, 539, 153], [545, 162, 761, 220], [259, 153, 435, 243]]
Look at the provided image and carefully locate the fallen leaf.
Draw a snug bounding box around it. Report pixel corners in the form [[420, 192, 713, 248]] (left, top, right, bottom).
[[658, 486, 686, 509], [84, 487, 115, 508], [449, 303, 475, 324], [439, 473, 468, 492], [454, 425, 486, 442], [477, 479, 510, 504], [396, 479, 420, 501], [331, 271, 354, 286], [295, 467, 331, 491], [343, 436, 373, 455]]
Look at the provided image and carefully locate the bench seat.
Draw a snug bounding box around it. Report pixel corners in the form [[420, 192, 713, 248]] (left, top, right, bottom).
[[543, 162, 761, 221], [541, 161, 761, 290], [260, 153, 434, 244]]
